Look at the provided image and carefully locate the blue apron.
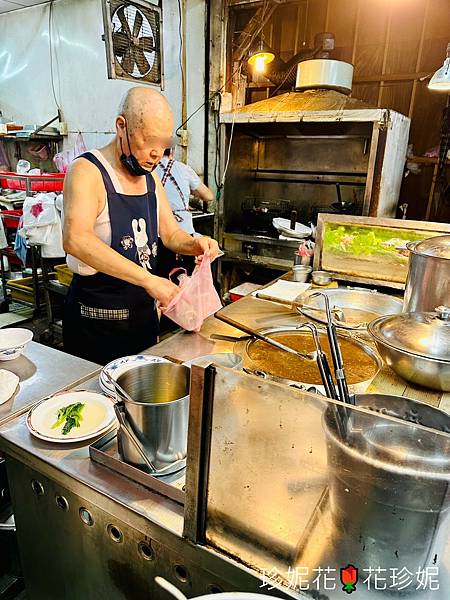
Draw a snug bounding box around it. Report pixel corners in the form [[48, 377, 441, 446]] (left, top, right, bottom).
[[63, 152, 159, 365]]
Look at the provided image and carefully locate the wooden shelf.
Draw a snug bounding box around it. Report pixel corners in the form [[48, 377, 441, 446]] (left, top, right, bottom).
[[0, 134, 62, 142], [408, 155, 450, 165]]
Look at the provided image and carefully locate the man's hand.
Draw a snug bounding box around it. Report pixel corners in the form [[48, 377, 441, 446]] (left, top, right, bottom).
[[193, 236, 220, 261], [143, 274, 180, 308]]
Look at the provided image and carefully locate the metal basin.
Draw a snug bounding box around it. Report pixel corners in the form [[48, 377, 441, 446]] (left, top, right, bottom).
[[116, 363, 190, 472], [369, 311, 450, 392], [298, 288, 403, 330], [324, 393, 450, 575], [234, 326, 382, 394], [370, 341, 450, 392]]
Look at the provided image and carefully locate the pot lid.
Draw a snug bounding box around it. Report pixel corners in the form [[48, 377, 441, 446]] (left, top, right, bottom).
[[410, 235, 450, 259], [369, 306, 450, 362]]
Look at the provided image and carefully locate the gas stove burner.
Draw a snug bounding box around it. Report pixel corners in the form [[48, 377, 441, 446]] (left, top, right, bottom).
[[241, 198, 292, 237], [244, 224, 278, 238], [331, 201, 356, 214]]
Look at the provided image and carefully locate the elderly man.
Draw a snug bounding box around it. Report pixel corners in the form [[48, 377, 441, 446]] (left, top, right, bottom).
[[62, 87, 219, 364]]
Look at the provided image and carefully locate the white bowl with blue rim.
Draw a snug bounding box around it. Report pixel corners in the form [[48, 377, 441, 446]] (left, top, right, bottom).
[[0, 328, 33, 361]]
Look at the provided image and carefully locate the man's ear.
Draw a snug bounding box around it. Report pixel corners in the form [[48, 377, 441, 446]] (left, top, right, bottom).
[[116, 115, 126, 135]]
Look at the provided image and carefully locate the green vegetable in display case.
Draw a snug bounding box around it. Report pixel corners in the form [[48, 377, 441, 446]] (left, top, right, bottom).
[[323, 224, 426, 260], [321, 223, 441, 283], [52, 402, 86, 435]]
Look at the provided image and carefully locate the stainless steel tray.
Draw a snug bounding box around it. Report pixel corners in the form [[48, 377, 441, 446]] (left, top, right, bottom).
[[89, 431, 185, 505]]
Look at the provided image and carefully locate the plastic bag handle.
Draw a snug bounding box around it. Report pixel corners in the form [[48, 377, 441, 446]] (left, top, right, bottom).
[[168, 267, 187, 284]]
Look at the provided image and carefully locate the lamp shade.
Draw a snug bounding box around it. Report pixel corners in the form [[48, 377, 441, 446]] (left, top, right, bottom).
[[248, 40, 275, 72], [428, 43, 450, 92]]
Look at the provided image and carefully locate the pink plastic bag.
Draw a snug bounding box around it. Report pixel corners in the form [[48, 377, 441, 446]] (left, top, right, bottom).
[[53, 132, 87, 173], [162, 255, 222, 332]]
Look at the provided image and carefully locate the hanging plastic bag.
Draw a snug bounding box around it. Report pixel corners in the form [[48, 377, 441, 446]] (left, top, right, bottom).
[[53, 132, 87, 173], [161, 254, 222, 332]]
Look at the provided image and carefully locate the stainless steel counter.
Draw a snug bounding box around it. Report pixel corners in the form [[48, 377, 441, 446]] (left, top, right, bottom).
[[0, 341, 100, 426], [0, 328, 288, 599], [0, 295, 448, 599]]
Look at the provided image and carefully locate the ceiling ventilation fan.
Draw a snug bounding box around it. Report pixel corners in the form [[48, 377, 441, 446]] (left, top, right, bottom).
[[102, 0, 163, 87]]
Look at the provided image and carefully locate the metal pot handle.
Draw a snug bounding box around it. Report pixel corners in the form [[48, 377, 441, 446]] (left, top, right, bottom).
[[113, 403, 157, 473], [406, 240, 419, 252]]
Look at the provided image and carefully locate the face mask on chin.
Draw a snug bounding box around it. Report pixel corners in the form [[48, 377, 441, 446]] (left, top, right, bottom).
[[119, 121, 151, 177]]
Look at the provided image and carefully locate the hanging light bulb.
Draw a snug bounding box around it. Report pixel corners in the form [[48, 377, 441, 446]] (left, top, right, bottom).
[[428, 43, 450, 92], [254, 55, 267, 73], [248, 39, 275, 73]]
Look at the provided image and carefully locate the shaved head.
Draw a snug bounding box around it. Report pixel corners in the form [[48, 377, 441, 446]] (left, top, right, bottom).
[[118, 87, 173, 137]]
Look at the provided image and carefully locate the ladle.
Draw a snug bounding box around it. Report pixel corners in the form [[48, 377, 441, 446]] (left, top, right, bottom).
[[215, 313, 315, 361]]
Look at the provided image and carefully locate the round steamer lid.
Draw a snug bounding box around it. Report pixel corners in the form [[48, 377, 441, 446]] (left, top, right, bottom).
[[369, 306, 450, 362], [410, 235, 450, 259]]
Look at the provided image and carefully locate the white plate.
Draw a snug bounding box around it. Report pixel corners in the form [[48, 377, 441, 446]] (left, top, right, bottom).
[[272, 217, 311, 239], [100, 354, 169, 390], [27, 391, 116, 443]]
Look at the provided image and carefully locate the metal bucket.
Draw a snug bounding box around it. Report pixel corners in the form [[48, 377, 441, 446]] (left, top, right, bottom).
[[116, 363, 190, 472], [324, 394, 450, 578], [403, 235, 450, 312]]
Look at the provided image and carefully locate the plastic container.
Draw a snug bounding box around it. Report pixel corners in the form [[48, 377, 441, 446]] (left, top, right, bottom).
[[0, 210, 22, 229], [0, 172, 64, 192], [55, 264, 73, 287], [228, 282, 262, 302], [7, 276, 45, 304]]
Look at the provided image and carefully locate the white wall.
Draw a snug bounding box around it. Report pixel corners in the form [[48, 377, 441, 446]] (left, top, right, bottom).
[[0, 0, 207, 174]]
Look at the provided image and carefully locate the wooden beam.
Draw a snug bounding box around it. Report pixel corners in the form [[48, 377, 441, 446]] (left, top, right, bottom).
[[425, 163, 439, 220], [377, 2, 393, 107], [408, 0, 430, 119], [247, 71, 432, 89], [232, 2, 280, 63], [354, 71, 431, 83], [228, 0, 287, 6], [351, 0, 361, 66]]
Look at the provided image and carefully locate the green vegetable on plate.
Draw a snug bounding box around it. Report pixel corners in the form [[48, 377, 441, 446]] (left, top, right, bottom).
[[52, 402, 85, 435]]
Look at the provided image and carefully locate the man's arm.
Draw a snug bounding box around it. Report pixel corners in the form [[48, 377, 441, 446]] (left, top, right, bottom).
[[192, 182, 214, 203], [63, 159, 179, 306]]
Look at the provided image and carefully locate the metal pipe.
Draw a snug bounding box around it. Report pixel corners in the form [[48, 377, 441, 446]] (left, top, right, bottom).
[[308, 292, 354, 405], [214, 311, 315, 361]]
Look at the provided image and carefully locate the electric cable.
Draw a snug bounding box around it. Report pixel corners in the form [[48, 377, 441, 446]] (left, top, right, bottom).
[[176, 63, 242, 136], [176, 0, 185, 118]]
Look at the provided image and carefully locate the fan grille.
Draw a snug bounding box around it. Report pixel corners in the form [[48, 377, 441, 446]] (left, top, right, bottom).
[[103, 0, 162, 86]]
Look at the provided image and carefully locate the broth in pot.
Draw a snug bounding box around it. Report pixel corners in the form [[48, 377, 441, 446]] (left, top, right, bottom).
[[246, 331, 380, 385]]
